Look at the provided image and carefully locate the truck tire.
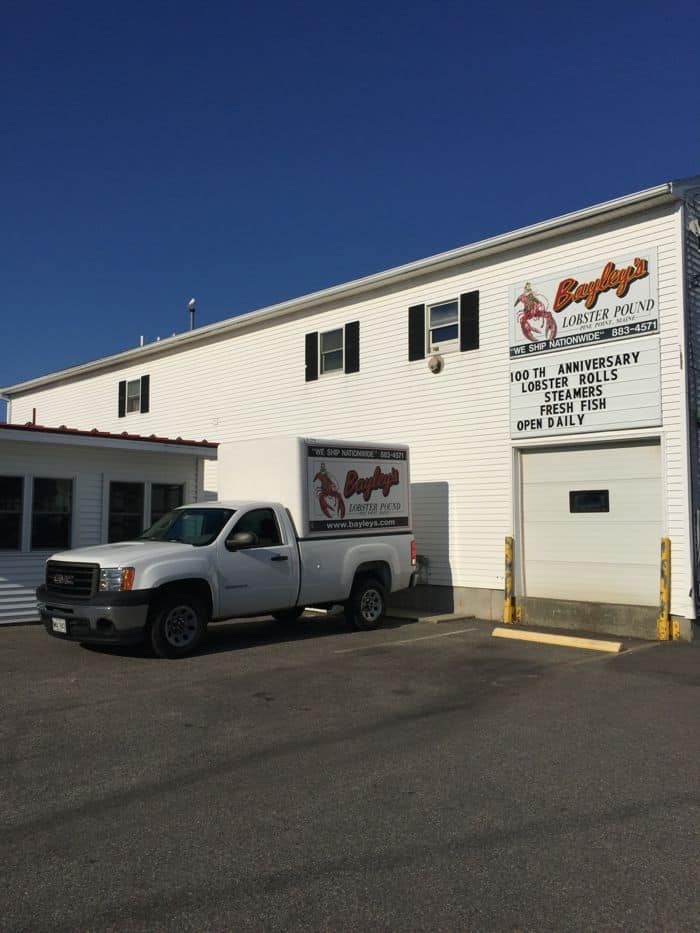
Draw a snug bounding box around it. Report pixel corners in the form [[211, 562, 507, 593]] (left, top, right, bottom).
[[272, 607, 305, 624], [150, 594, 207, 659], [346, 577, 386, 631]]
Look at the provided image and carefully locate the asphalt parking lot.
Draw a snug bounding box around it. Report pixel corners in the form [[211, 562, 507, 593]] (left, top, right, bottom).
[[2, 615, 699, 932]]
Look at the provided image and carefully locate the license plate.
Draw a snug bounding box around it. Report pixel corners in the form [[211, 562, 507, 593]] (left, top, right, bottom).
[[52, 617, 68, 634]]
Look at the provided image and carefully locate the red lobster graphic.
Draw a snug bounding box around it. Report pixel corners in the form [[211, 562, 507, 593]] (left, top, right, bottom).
[[313, 463, 346, 519], [514, 282, 557, 343]]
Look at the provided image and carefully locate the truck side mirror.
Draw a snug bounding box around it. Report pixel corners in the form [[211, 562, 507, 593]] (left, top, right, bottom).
[[225, 531, 258, 551]]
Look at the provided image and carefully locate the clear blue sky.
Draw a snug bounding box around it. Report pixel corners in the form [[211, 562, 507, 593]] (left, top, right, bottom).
[[2, 0, 698, 415]]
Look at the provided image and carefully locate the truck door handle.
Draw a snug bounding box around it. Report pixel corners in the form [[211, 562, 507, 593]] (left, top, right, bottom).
[[270, 554, 289, 562]]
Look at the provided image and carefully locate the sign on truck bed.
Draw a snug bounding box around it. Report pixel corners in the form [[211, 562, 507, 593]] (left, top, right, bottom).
[[305, 442, 409, 533]]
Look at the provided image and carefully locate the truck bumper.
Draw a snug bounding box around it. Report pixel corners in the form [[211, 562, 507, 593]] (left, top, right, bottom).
[[36, 585, 152, 646]]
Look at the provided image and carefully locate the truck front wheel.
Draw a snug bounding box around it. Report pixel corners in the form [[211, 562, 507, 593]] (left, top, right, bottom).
[[346, 577, 386, 631], [150, 594, 207, 659]]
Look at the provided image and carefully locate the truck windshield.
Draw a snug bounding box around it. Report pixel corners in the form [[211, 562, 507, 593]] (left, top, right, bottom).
[[140, 507, 235, 547]]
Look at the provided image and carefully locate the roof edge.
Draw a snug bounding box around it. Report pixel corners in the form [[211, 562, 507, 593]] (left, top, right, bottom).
[[0, 422, 218, 452], [2, 177, 687, 396]]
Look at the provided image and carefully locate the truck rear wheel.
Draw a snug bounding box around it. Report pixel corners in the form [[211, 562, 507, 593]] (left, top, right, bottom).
[[150, 594, 207, 659], [346, 577, 386, 631]]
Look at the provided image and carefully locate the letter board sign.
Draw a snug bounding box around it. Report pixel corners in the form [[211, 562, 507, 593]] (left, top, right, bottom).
[[510, 336, 662, 438]]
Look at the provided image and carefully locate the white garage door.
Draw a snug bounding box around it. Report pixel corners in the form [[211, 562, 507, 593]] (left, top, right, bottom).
[[521, 440, 662, 606]]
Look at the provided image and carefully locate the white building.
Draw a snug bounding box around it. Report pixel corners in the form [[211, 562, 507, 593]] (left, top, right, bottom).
[[3, 176, 700, 638]]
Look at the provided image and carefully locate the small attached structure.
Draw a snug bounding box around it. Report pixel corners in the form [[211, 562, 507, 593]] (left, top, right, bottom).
[[0, 423, 217, 624]]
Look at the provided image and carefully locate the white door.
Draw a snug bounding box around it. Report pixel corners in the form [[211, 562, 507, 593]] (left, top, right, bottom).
[[520, 440, 662, 606], [217, 507, 298, 618]]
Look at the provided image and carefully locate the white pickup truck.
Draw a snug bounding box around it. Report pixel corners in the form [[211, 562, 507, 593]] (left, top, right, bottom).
[[37, 438, 417, 657]]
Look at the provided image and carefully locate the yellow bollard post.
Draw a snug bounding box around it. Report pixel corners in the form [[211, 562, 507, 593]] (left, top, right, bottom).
[[503, 536, 515, 624], [656, 537, 671, 641]]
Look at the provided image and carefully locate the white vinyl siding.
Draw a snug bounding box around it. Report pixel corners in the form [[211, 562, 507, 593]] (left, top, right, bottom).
[[682, 189, 700, 574], [9, 201, 692, 619]]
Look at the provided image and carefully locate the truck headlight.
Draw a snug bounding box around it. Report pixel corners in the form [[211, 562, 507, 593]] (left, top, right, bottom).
[[99, 567, 136, 591]]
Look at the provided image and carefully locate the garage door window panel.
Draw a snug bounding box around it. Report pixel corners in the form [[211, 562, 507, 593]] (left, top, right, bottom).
[[569, 490, 610, 513]]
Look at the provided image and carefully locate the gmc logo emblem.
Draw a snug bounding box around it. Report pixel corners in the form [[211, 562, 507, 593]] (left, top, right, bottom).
[[52, 573, 74, 586]]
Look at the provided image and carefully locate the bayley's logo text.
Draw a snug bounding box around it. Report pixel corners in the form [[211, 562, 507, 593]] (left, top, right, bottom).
[[344, 466, 400, 501], [553, 258, 649, 312]]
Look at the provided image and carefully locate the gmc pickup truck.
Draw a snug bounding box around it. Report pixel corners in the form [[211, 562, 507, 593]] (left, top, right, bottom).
[[38, 438, 417, 658]]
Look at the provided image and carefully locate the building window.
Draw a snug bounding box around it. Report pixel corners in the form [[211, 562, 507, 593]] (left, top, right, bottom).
[[118, 375, 150, 417], [428, 299, 459, 349], [408, 291, 479, 360], [151, 483, 184, 524], [0, 476, 23, 550], [320, 328, 344, 374], [305, 322, 360, 381], [109, 482, 145, 542], [126, 379, 141, 412], [31, 478, 73, 550]]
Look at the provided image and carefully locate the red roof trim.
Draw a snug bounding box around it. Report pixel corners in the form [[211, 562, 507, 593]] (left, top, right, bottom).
[[0, 422, 218, 449]]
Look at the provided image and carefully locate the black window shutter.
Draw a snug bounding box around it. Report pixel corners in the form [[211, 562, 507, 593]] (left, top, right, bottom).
[[140, 374, 150, 413], [118, 380, 126, 418], [344, 321, 360, 373], [408, 304, 426, 361], [305, 332, 319, 381], [460, 291, 480, 351]]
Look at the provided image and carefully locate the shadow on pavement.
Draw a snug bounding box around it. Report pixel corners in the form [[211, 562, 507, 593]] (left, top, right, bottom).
[[81, 612, 415, 661]]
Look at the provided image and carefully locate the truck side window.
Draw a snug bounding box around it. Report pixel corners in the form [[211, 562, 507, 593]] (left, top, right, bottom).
[[235, 508, 282, 547]]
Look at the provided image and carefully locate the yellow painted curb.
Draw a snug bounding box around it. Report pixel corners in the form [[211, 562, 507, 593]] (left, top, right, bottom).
[[491, 627, 623, 653]]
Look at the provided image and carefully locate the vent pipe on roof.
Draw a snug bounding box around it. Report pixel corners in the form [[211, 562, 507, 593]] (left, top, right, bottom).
[[188, 297, 196, 330]]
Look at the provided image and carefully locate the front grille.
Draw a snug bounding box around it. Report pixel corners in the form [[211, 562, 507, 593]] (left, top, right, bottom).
[[46, 561, 99, 600]]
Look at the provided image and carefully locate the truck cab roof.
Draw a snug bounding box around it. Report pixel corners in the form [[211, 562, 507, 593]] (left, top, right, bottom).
[[179, 500, 286, 512]]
